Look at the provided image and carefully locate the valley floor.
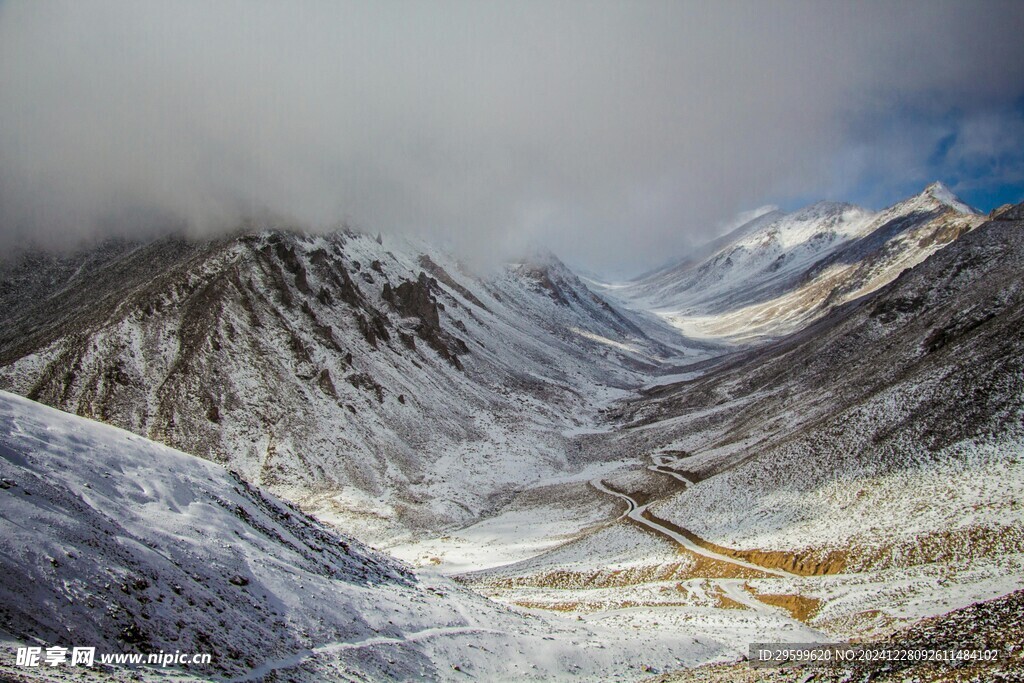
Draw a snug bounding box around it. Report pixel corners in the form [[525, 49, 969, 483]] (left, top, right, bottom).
[[386, 408, 1024, 681]]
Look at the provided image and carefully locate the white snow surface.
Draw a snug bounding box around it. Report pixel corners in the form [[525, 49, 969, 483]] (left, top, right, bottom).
[[0, 391, 745, 681]]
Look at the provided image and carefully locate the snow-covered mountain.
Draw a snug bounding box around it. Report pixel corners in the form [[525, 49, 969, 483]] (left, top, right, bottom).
[[627, 199, 1024, 544], [0, 230, 679, 544], [0, 390, 733, 681], [611, 182, 983, 342]]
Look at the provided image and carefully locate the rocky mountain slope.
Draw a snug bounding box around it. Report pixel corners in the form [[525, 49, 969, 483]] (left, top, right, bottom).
[[0, 229, 677, 543], [649, 589, 1024, 682], [0, 390, 734, 681], [614, 200, 1024, 576], [612, 182, 983, 342]]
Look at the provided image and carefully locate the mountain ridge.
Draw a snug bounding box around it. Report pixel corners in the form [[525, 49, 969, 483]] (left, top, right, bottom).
[[605, 182, 983, 343], [0, 228, 680, 543]]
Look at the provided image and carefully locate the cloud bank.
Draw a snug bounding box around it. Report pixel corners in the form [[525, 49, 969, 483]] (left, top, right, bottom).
[[1, 0, 1023, 273]]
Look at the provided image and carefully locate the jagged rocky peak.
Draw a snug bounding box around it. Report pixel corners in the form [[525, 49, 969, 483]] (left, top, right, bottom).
[[510, 251, 584, 303], [991, 200, 1024, 221], [383, 272, 441, 329]]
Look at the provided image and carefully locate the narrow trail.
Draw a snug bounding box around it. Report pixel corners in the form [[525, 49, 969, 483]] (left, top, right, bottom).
[[589, 477, 796, 579], [718, 579, 773, 613], [648, 464, 694, 485], [231, 626, 504, 682]]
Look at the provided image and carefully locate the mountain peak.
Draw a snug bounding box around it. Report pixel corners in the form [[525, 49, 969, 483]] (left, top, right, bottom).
[[921, 181, 976, 214]]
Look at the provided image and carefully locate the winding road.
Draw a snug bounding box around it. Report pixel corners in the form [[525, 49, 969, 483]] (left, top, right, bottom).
[[590, 472, 795, 579], [588, 463, 808, 623], [647, 453, 696, 486]]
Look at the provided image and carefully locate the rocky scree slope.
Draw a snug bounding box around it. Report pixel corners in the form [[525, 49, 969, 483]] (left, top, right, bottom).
[[647, 588, 1024, 682]]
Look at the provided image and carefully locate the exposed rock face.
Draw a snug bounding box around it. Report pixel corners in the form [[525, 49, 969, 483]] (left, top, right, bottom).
[[389, 273, 442, 329], [417, 255, 489, 311], [992, 202, 1024, 221], [384, 272, 467, 368]]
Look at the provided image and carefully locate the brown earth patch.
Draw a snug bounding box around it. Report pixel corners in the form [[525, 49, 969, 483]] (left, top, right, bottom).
[[674, 548, 771, 580], [511, 600, 579, 612], [640, 509, 848, 576], [710, 584, 749, 610], [614, 515, 770, 579], [744, 587, 821, 622]]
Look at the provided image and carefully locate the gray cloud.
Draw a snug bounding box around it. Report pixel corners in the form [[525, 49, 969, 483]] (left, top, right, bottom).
[[2, 0, 1023, 273]]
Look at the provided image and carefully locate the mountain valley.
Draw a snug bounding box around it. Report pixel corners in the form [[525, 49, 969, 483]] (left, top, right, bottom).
[[1, 186, 1022, 681]]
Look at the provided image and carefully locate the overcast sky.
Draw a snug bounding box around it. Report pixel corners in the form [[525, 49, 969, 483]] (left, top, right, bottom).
[[1, 1, 1023, 274]]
